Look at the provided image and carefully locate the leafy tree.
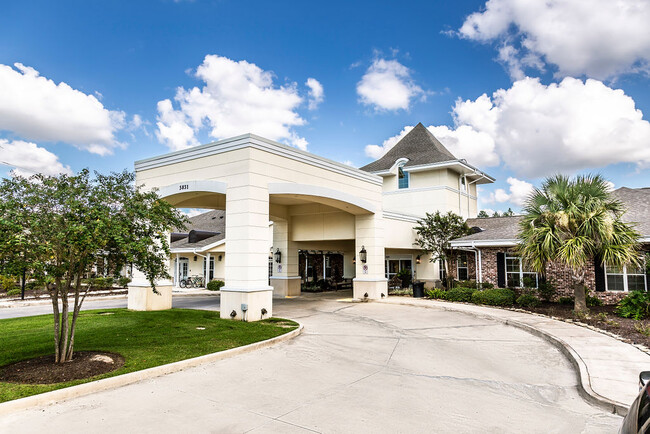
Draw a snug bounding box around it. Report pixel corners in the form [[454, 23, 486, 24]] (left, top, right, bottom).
[[414, 211, 470, 287], [518, 174, 640, 312], [0, 170, 187, 363], [492, 211, 501, 217], [503, 208, 515, 216], [477, 210, 489, 218]]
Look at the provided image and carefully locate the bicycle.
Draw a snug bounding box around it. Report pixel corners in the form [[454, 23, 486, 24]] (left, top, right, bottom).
[[179, 275, 204, 288]]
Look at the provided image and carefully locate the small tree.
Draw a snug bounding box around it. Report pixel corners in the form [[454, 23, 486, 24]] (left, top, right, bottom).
[[492, 211, 501, 217], [518, 174, 640, 312], [477, 210, 489, 218], [414, 211, 470, 287], [0, 170, 187, 363], [503, 208, 515, 216]]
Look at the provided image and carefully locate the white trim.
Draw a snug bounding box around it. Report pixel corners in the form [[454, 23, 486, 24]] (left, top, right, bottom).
[[135, 134, 383, 186], [352, 277, 388, 282], [383, 211, 421, 223], [220, 286, 274, 293], [504, 252, 539, 288], [450, 239, 518, 247], [269, 276, 301, 280], [382, 185, 477, 199], [389, 158, 410, 173], [370, 160, 495, 183], [268, 183, 376, 213], [170, 239, 225, 254]]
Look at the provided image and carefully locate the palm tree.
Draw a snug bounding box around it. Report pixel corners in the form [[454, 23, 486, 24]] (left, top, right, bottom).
[[518, 174, 641, 312]]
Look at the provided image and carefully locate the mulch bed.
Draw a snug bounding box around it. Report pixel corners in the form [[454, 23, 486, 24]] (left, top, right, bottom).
[[0, 351, 125, 384], [515, 302, 650, 348]]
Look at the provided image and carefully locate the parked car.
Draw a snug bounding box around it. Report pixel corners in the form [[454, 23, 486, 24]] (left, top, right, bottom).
[[620, 371, 650, 433]]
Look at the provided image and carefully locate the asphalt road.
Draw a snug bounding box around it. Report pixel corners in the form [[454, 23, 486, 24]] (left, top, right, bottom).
[[0, 292, 622, 433]]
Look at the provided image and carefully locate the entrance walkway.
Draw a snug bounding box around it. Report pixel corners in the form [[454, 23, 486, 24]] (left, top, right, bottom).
[[0, 296, 621, 433]]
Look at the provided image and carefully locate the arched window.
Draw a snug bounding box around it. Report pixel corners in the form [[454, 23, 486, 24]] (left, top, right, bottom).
[[397, 161, 409, 189]]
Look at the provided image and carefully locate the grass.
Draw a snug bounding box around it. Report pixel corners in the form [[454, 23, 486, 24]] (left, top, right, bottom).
[[0, 309, 298, 402]]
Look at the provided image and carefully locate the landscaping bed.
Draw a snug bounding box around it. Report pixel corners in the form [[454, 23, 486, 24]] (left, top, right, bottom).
[[0, 309, 298, 402], [515, 302, 650, 348]]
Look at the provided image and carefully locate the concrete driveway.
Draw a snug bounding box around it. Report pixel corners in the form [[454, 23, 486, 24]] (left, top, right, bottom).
[[0, 293, 622, 433]]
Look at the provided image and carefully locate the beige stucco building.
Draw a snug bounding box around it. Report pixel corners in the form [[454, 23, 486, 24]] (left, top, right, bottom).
[[128, 123, 494, 320]]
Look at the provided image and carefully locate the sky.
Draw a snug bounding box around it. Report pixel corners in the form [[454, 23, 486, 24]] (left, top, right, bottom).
[[1, 0, 649, 215]]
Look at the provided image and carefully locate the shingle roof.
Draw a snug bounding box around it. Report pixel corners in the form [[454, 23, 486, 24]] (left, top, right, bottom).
[[453, 187, 650, 245], [171, 210, 225, 250], [458, 216, 523, 242], [612, 187, 650, 237], [359, 123, 457, 172]]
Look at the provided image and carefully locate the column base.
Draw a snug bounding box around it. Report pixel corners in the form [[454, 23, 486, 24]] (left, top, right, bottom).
[[221, 287, 273, 321], [128, 285, 172, 311], [270, 276, 301, 297], [353, 278, 388, 300]]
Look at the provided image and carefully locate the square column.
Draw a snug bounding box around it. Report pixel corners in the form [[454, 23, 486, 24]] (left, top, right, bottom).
[[353, 213, 387, 299], [270, 218, 301, 297], [221, 184, 273, 321]]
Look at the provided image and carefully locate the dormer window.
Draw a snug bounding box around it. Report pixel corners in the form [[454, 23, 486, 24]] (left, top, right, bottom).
[[397, 161, 409, 189]]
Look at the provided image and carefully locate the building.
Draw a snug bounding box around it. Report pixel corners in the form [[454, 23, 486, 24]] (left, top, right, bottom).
[[128, 123, 494, 320], [449, 187, 650, 303]]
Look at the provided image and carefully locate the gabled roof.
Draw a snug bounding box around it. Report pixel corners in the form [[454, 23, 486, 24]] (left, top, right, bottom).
[[612, 187, 650, 238], [359, 123, 457, 173], [454, 216, 523, 245], [171, 210, 225, 250]]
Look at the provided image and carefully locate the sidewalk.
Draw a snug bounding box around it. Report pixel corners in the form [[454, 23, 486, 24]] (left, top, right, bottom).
[[381, 297, 650, 414]]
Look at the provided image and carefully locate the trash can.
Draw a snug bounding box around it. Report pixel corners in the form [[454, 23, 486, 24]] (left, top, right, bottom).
[[412, 281, 425, 298]]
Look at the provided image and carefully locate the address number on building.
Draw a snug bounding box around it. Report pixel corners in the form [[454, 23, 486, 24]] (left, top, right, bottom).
[[179, 184, 189, 191]]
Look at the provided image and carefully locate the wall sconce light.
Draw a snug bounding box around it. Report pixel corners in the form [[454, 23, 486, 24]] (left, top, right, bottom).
[[274, 248, 282, 264], [218, 255, 222, 262], [359, 246, 367, 263], [352, 256, 356, 264], [416, 255, 421, 265], [193, 255, 197, 262]]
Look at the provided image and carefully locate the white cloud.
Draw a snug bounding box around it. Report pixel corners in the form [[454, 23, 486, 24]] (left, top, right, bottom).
[[341, 160, 355, 167], [364, 123, 499, 168], [181, 208, 208, 218], [156, 54, 308, 151], [0, 139, 72, 177], [305, 78, 324, 110], [452, 77, 650, 177], [357, 59, 424, 111], [459, 0, 650, 80], [482, 177, 534, 206], [0, 63, 125, 155]]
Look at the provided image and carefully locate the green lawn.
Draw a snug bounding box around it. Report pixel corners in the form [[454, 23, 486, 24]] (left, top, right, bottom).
[[0, 309, 298, 402]]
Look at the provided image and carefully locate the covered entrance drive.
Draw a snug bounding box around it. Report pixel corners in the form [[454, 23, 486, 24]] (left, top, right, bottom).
[[130, 134, 388, 321]]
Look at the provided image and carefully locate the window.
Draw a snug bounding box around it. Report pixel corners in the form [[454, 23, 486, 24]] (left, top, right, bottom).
[[460, 176, 467, 193], [605, 260, 647, 292], [457, 253, 468, 281], [505, 254, 538, 288], [203, 256, 215, 281], [397, 162, 409, 189], [439, 258, 447, 281], [385, 257, 413, 279]]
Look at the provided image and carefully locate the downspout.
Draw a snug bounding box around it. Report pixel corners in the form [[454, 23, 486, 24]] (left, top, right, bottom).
[[193, 249, 208, 287], [452, 245, 481, 285]]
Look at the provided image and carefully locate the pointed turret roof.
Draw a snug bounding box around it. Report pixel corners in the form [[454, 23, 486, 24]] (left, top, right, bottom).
[[360, 123, 457, 172]]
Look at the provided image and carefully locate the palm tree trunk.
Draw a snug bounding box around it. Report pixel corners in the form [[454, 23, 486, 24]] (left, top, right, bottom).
[[573, 282, 588, 312]]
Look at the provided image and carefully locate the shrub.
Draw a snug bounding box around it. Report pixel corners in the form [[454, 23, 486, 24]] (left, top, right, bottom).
[[444, 287, 475, 302], [425, 288, 446, 299], [318, 279, 330, 291], [616, 291, 650, 320], [118, 277, 132, 288], [455, 279, 477, 289], [471, 288, 515, 306], [558, 296, 574, 305], [0, 275, 16, 292], [587, 294, 603, 307], [207, 280, 225, 291], [480, 282, 494, 289], [396, 269, 413, 288], [25, 281, 40, 291], [516, 293, 540, 308], [522, 276, 537, 288], [6, 288, 20, 297], [537, 281, 556, 303]]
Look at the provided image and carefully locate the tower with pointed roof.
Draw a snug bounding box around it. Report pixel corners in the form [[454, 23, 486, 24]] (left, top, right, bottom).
[[360, 123, 494, 218]]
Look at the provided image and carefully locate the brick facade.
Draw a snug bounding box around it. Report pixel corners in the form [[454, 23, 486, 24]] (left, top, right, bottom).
[[453, 247, 631, 305]]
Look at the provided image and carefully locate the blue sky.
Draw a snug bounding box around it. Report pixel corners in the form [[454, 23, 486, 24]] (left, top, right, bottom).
[[1, 0, 649, 214]]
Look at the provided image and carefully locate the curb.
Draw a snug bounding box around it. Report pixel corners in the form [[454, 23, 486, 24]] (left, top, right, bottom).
[[379, 298, 628, 416], [0, 323, 303, 416]]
